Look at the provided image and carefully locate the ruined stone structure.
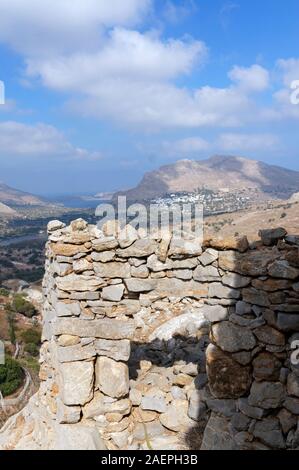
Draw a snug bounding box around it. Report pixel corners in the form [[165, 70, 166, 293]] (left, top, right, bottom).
[[0, 221, 298, 450]]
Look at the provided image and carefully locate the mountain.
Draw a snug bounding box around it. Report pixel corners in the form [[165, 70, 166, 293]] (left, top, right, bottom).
[[0, 202, 19, 216], [115, 156, 299, 202], [0, 182, 48, 207]]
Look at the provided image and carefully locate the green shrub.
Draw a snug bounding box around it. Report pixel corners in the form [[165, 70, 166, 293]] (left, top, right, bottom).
[[24, 342, 39, 356], [21, 328, 41, 346], [11, 294, 37, 318], [0, 357, 23, 397], [0, 288, 10, 297]]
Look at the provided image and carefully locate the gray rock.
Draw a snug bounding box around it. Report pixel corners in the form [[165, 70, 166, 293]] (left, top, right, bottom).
[[231, 413, 251, 432], [253, 325, 285, 346], [168, 239, 202, 258], [83, 392, 131, 418], [131, 265, 149, 278], [124, 278, 157, 293], [141, 389, 167, 413], [278, 408, 297, 434], [160, 400, 193, 432], [211, 322, 256, 352], [133, 421, 166, 441], [193, 265, 220, 282], [205, 398, 236, 418], [284, 397, 299, 414], [57, 343, 96, 363], [222, 273, 251, 288], [102, 284, 125, 301], [259, 228, 287, 246], [237, 398, 265, 419], [73, 258, 93, 273], [201, 414, 238, 450], [268, 260, 299, 280], [248, 381, 285, 409], [235, 301, 252, 316], [188, 390, 207, 421], [94, 262, 130, 278], [253, 418, 285, 449], [117, 239, 157, 258], [147, 254, 173, 272], [171, 269, 193, 280], [92, 237, 118, 252], [47, 220, 66, 233], [199, 248, 218, 266], [57, 400, 81, 424], [60, 360, 94, 406], [54, 424, 106, 450], [242, 288, 270, 307], [91, 251, 115, 263], [56, 301, 81, 317], [96, 357, 129, 399], [95, 339, 130, 362], [53, 262, 73, 277], [200, 305, 228, 323], [287, 373, 299, 397], [276, 313, 299, 332], [209, 283, 240, 300], [54, 318, 135, 340], [56, 274, 105, 292]]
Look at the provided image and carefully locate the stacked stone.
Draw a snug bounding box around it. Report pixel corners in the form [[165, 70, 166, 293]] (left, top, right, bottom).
[[1, 221, 299, 450], [202, 228, 299, 450]]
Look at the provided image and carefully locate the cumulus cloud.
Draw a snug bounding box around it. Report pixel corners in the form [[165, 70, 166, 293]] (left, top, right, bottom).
[[0, 1, 296, 134], [26, 29, 207, 87], [277, 58, 299, 87], [0, 121, 102, 160], [0, 0, 151, 56], [229, 64, 270, 92]]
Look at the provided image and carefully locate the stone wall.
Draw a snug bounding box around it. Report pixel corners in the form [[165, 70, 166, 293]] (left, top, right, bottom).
[[1, 220, 299, 450]]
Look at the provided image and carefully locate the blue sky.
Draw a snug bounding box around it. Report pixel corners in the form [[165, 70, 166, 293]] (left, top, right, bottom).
[[0, 0, 299, 195]]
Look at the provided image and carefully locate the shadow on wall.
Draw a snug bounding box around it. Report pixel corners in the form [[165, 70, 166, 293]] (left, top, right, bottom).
[[129, 229, 299, 450]]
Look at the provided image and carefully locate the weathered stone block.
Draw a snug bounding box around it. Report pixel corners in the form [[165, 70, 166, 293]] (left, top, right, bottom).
[[96, 357, 129, 399], [60, 360, 94, 406]]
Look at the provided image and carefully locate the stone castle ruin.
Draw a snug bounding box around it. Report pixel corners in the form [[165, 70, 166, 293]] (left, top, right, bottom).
[[0, 220, 299, 450]]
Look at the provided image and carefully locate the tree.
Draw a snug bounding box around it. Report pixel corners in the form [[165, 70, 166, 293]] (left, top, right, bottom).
[[0, 357, 23, 397]]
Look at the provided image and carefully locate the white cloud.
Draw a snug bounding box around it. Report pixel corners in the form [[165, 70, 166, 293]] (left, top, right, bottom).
[[217, 132, 280, 152], [0, 0, 151, 56], [229, 64, 270, 91], [0, 121, 102, 160], [26, 29, 207, 87], [277, 58, 299, 87]]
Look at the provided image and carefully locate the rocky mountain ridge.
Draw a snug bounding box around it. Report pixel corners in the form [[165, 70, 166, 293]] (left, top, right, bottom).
[[115, 156, 299, 202]]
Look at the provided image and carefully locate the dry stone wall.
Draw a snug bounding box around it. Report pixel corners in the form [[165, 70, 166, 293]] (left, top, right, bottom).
[[1, 220, 299, 450]]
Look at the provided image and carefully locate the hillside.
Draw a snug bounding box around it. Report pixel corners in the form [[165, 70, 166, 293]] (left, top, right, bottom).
[[0, 182, 48, 207], [0, 202, 18, 217], [115, 156, 299, 202]]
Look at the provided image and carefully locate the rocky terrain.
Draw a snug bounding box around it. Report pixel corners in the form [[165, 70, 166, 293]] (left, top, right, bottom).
[[115, 156, 299, 202], [0, 220, 298, 450]]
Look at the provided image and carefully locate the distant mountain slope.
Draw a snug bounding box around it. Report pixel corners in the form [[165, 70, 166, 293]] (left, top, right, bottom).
[[115, 156, 299, 202], [0, 182, 48, 206], [0, 202, 18, 216]]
